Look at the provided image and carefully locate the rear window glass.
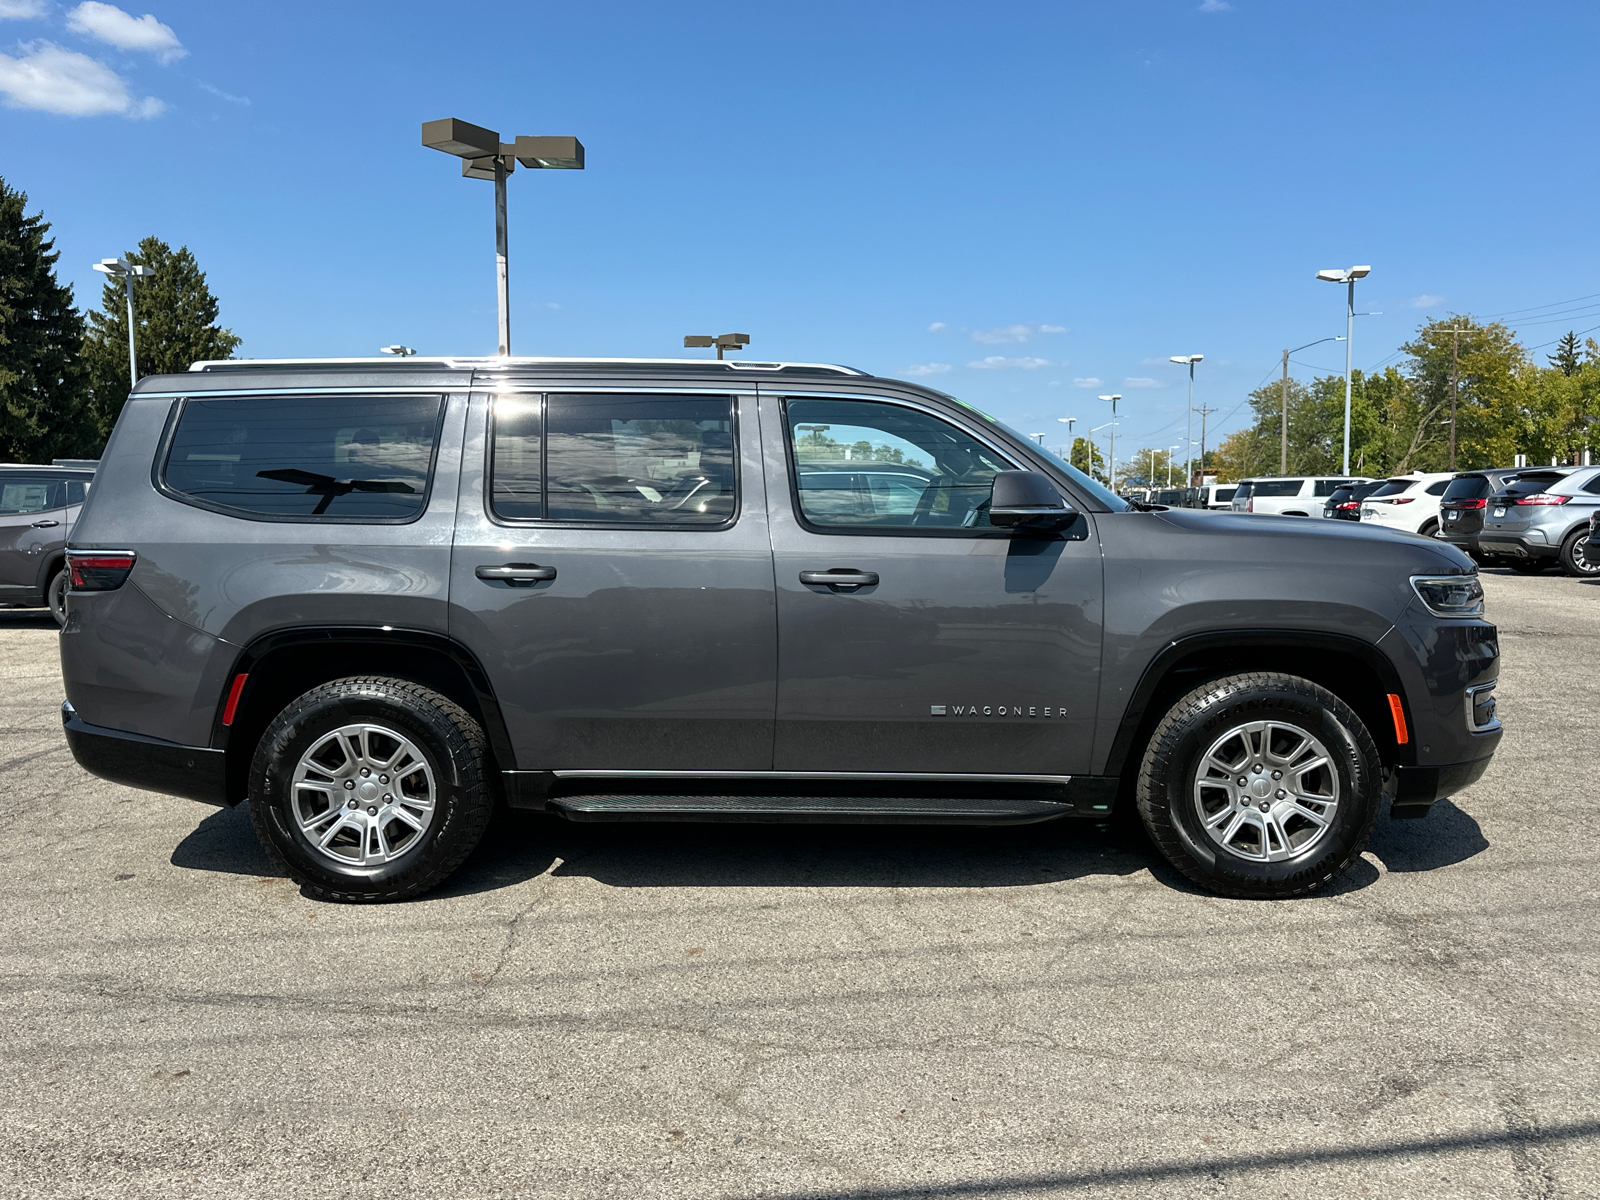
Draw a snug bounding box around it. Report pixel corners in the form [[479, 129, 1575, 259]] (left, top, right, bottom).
[[1425, 480, 1450, 495], [1232, 482, 1253, 500], [1584, 475, 1600, 495], [0, 473, 85, 513], [1500, 473, 1562, 499], [1443, 476, 1490, 501], [1251, 479, 1304, 497], [1369, 479, 1414, 498], [163, 395, 444, 520]]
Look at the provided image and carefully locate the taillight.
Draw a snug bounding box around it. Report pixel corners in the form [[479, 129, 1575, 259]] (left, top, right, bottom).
[[66, 550, 136, 590], [1247, 499, 1254, 512], [1336, 501, 1359, 510], [1445, 498, 1488, 510], [1393, 496, 1415, 504], [1515, 494, 1570, 506]]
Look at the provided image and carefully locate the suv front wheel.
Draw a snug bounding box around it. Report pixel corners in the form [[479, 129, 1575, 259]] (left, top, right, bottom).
[[248, 677, 496, 902], [1136, 672, 1382, 898]]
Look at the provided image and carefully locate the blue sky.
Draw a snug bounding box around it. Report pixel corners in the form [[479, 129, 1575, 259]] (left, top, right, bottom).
[[4, 0, 1598, 458]]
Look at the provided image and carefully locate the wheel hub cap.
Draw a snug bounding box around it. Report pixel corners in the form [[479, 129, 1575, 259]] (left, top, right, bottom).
[[1192, 719, 1339, 863], [290, 723, 437, 866]]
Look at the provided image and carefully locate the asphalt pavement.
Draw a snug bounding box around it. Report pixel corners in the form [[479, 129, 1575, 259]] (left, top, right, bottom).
[[0, 570, 1596, 1199]]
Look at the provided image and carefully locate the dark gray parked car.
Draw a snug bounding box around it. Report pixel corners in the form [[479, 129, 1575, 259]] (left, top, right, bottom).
[[59, 357, 1503, 902], [0, 464, 94, 624]]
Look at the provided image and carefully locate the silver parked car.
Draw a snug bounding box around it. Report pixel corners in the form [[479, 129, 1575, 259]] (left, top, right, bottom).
[[0, 464, 94, 624], [1479, 466, 1600, 576]]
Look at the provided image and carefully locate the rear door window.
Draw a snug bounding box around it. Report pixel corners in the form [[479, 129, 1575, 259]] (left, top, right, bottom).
[[490, 392, 737, 526], [162, 394, 445, 521], [0, 474, 73, 513]]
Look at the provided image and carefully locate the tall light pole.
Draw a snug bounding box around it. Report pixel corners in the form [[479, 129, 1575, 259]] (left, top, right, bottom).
[[1098, 393, 1121, 489], [1168, 355, 1204, 488], [1279, 336, 1345, 474], [1437, 326, 1471, 471], [1315, 265, 1371, 475], [1168, 444, 1181, 487], [1057, 416, 1077, 466], [1089, 420, 1115, 484], [684, 333, 750, 360], [92, 257, 157, 387], [422, 119, 585, 357]]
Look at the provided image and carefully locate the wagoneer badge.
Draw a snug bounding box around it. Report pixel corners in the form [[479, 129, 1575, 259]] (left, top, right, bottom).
[[931, 704, 1063, 718]]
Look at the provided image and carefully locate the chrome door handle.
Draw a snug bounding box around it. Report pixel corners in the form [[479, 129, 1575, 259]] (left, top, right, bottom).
[[31, 520, 59, 528], [799, 569, 879, 590], [475, 563, 557, 585]]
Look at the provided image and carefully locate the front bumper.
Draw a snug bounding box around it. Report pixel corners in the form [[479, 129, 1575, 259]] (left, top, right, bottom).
[[61, 702, 229, 806], [1388, 756, 1495, 819]]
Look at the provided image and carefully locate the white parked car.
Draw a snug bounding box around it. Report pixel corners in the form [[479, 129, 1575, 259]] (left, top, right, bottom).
[[1196, 483, 1238, 510], [1230, 476, 1375, 517], [1359, 472, 1455, 537]]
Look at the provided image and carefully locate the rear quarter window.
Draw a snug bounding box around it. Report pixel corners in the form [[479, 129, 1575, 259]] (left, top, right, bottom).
[[1369, 479, 1413, 498], [161, 394, 445, 521], [1251, 479, 1304, 498], [1214, 487, 1236, 502]]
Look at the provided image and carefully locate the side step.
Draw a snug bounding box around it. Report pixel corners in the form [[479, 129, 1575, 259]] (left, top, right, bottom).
[[546, 794, 1073, 825]]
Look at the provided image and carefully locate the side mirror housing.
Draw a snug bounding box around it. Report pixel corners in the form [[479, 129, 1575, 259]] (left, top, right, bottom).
[[988, 471, 1077, 530]]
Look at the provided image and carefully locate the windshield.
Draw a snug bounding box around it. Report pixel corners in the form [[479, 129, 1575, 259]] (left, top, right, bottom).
[[991, 419, 1130, 511]]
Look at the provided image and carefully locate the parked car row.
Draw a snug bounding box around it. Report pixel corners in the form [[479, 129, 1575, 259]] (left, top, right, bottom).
[[0, 462, 96, 624]]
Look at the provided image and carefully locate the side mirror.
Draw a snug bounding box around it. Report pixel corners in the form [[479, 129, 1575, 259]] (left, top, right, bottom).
[[988, 471, 1077, 530]]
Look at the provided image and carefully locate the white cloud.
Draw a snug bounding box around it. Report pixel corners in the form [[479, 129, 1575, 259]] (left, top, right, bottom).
[[1123, 377, 1165, 388], [1199, 0, 1232, 11], [927, 321, 946, 332], [1048, 380, 1062, 387], [1409, 294, 1444, 308], [903, 362, 952, 376], [1072, 377, 1102, 388], [0, 41, 163, 116], [972, 324, 1033, 344], [0, 0, 48, 19], [1038, 324, 1067, 334], [969, 356, 1052, 370], [67, 2, 185, 63], [198, 80, 248, 105]]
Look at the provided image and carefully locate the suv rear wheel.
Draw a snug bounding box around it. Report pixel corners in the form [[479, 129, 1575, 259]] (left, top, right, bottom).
[[1559, 529, 1600, 577], [1136, 672, 1381, 898], [248, 677, 496, 902], [46, 567, 67, 626]]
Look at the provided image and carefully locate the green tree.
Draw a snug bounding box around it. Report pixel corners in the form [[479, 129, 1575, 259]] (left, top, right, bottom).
[[1400, 317, 1526, 471], [82, 236, 241, 439], [1549, 331, 1582, 376], [1068, 435, 1105, 482], [0, 175, 95, 463]]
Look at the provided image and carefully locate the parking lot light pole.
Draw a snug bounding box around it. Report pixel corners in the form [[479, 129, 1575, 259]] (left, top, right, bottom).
[[684, 333, 751, 360], [1279, 336, 1345, 474], [92, 257, 157, 386], [422, 119, 585, 357], [1168, 444, 1181, 486], [1316, 265, 1371, 475], [1168, 355, 1203, 486], [1098, 394, 1122, 489]]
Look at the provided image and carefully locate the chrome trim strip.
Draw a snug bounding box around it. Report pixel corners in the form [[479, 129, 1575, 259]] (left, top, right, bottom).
[[189, 356, 863, 375], [133, 387, 461, 398], [551, 770, 1073, 783]]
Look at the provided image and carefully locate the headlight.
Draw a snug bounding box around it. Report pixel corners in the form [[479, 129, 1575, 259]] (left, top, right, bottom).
[[1411, 574, 1484, 618]]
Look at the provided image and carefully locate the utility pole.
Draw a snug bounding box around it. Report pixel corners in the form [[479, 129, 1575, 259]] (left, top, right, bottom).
[[1196, 405, 1217, 485], [1280, 348, 1290, 475], [1439, 326, 1470, 471]]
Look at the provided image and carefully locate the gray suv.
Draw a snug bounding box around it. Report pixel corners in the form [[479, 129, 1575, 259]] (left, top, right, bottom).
[[59, 357, 1503, 902], [1479, 467, 1600, 576], [0, 463, 94, 624]]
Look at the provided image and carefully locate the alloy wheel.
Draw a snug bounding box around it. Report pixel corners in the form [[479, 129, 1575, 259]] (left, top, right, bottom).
[[1192, 719, 1340, 863], [290, 723, 437, 866]]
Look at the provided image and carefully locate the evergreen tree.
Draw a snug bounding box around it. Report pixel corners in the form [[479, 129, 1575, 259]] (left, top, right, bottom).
[[1549, 331, 1581, 376], [0, 175, 94, 463], [82, 236, 241, 438]]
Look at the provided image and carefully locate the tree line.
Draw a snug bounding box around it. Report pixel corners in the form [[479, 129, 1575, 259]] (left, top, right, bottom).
[[1114, 317, 1600, 489], [0, 174, 239, 463]]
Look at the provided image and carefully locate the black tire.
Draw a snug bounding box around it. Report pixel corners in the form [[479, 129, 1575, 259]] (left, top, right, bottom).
[[1509, 557, 1548, 575], [1559, 529, 1600, 578], [46, 567, 67, 626], [1136, 672, 1382, 899], [1418, 519, 1440, 538], [248, 676, 495, 902]]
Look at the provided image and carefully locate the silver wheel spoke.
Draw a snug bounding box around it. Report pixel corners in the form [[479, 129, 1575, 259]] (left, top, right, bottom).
[[292, 722, 437, 867], [1192, 717, 1340, 864]]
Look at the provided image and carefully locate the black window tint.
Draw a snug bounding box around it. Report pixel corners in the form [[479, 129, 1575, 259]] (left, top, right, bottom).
[[1501, 472, 1562, 499], [66, 480, 89, 504], [1442, 476, 1489, 501], [490, 396, 542, 519], [543, 393, 734, 525], [1233, 482, 1253, 499], [1425, 480, 1450, 495], [0, 473, 73, 513], [1369, 479, 1412, 498], [1252, 479, 1304, 497], [164, 395, 443, 520], [1314, 479, 1344, 496], [1215, 487, 1236, 502], [1584, 475, 1600, 495], [786, 398, 1015, 531]]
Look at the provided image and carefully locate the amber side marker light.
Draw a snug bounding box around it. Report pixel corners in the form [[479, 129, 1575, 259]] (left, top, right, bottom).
[[1387, 693, 1410, 745], [221, 673, 249, 727]]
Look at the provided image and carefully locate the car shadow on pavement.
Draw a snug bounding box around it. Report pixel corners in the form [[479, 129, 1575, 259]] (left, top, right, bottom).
[[0, 607, 56, 629], [1366, 797, 1489, 873]]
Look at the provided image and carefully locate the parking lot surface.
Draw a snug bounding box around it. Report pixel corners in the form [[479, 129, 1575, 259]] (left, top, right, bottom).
[[0, 570, 1596, 1199]]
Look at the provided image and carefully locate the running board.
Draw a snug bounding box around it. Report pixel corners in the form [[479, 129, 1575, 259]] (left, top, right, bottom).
[[546, 794, 1074, 825]]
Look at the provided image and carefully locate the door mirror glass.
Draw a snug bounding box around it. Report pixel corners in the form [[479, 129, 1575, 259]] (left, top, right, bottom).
[[988, 471, 1076, 530]]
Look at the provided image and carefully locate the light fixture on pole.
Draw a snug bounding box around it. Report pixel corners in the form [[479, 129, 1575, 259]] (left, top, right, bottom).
[[422, 118, 585, 357], [1097, 394, 1122, 489], [1030, 433, 1046, 445], [1315, 265, 1371, 475], [1278, 337, 1344, 474], [1168, 444, 1181, 487], [1168, 355, 1203, 487], [380, 345, 417, 357], [684, 333, 751, 360], [92, 257, 157, 387], [1089, 420, 1115, 485], [1057, 416, 1078, 464]]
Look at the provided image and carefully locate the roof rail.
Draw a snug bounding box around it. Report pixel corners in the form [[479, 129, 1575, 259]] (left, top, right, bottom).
[[189, 356, 867, 376]]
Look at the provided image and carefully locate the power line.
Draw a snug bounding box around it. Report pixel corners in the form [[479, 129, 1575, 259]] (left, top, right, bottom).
[[1480, 290, 1600, 319]]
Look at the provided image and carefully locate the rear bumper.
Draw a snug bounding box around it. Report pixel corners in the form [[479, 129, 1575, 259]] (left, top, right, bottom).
[[61, 702, 229, 806], [1478, 536, 1558, 560], [1388, 755, 1495, 819]]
